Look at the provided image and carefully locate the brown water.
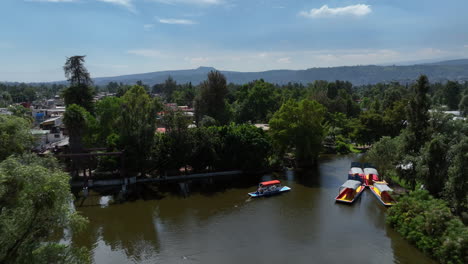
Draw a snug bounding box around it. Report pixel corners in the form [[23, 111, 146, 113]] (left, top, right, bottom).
[[72, 155, 436, 264]]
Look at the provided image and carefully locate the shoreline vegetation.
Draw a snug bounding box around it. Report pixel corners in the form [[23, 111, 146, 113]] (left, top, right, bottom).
[[1, 56, 467, 263]]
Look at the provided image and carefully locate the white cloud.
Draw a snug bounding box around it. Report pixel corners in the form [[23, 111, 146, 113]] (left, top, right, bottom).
[[97, 0, 135, 12], [143, 24, 155, 30], [158, 18, 196, 24], [300, 4, 371, 18], [277, 57, 291, 64], [127, 49, 163, 58], [151, 0, 222, 5], [25, 0, 76, 2]]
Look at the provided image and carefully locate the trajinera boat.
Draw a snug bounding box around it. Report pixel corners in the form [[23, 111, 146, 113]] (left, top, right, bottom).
[[363, 165, 380, 186], [335, 180, 365, 204], [348, 162, 365, 183], [248, 180, 291, 198], [369, 181, 396, 206]]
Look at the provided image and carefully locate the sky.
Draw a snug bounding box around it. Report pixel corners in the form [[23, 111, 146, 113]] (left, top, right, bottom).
[[1, 0, 468, 82]]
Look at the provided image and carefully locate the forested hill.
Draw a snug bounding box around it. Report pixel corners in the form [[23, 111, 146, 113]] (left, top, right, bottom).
[[89, 59, 468, 86]]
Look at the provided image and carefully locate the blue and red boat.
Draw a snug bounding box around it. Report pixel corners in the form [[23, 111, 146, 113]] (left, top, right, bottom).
[[248, 180, 291, 198]]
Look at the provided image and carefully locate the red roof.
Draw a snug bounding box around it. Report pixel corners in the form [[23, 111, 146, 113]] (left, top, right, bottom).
[[260, 180, 280, 186]]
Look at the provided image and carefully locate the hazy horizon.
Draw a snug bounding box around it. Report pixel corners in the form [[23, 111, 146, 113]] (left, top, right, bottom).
[[2, 0, 468, 82]]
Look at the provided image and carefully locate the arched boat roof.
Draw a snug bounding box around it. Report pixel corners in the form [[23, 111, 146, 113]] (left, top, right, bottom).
[[341, 180, 362, 190], [260, 180, 281, 186], [375, 183, 393, 192], [349, 167, 364, 174], [364, 168, 379, 175]]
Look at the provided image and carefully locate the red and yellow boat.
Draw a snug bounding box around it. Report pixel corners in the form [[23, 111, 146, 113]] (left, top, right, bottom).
[[335, 180, 365, 204], [363, 167, 380, 186], [368, 181, 396, 206]]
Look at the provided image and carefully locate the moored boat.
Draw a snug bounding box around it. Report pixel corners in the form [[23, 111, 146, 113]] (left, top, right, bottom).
[[363, 165, 380, 186], [335, 180, 365, 204], [348, 162, 365, 183], [369, 181, 396, 206], [248, 180, 291, 198]]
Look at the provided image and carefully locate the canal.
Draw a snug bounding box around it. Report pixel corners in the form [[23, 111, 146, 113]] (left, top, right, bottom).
[[72, 155, 436, 264]]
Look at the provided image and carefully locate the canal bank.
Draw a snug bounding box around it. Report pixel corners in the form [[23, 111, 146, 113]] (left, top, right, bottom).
[[71, 154, 435, 264]]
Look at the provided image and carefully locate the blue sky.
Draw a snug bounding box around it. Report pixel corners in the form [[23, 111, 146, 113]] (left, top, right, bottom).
[[1, 0, 468, 82]]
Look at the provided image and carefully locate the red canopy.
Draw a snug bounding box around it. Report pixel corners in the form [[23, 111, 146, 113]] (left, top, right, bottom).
[[260, 180, 281, 186]]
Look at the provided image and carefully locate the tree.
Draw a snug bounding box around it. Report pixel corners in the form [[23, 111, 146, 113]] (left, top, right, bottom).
[[367, 136, 401, 180], [195, 71, 230, 125], [0, 115, 34, 161], [63, 56, 92, 87], [444, 138, 468, 215], [63, 104, 89, 154], [418, 135, 449, 197], [62, 56, 94, 112], [444, 81, 461, 110], [459, 95, 468, 117], [235, 80, 280, 123], [269, 99, 326, 167], [162, 76, 177, 100], [0, 155, 89, 264], [7, 105, 33, 124], [119, 85, 161, 176], [405, 75, 431, 153], [94, 97, 123, 146]]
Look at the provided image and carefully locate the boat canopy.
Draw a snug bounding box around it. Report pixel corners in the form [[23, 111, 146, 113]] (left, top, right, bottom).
[[364, 168, 379, 175], [341, 180, 362, 190], [260, 180, 281, 186], [375, 183, 393, 192], [349, 167, 364, 175]]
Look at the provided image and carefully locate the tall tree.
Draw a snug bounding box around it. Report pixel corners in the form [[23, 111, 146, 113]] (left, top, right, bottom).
[[444, 81, 461, 110], [62, 56, 94, 112], [119, 85, 162, 176], [459, 95, 468, 117], [63, 56, 92, 86], [405, 75, 431, 153], [269, 99, 326, 167], [418, 136, 449, 196], [63, 104, 89, 154], [195, 71, 230, 125]]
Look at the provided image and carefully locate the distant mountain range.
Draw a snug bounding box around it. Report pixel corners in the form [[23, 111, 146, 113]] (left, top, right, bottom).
[[24, 58, 468, 86]]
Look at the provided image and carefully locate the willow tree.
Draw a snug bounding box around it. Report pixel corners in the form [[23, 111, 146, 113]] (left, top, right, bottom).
[[269, 99, 327, 167], [62, 56, 94, 112]]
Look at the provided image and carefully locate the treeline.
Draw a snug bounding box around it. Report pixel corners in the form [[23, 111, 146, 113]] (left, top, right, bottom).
[[364, 76, 468, 264]]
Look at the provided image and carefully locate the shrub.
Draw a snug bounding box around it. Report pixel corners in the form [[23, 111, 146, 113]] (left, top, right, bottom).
[[387, 190, 467, 264]]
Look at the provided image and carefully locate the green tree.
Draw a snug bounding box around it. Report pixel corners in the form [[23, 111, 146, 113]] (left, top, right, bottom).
[[195, 71, 230, 125], [0, 115, 34, 161], [444, 138, 468, 215], [418, 135, 449, 197], [94, 96, 122, 146], [367, 136, 401, 180], [0, 155, 89, 264], [120, 86, 161, 176], [405, 75, 431, 153], [7, 105, 33, 125], [459, 95, 468, 117], [235, 80, 280, 123], [62, 56, 94, 112], [269, 99, 326, 167], [63, 104, 90, 154], [444, 81, 461, 110]]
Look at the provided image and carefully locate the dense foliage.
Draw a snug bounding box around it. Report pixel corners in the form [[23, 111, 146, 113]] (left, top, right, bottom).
[[387, 190, 467, 264], [0, 155, 89, 264], [0, 115, 34, 161]]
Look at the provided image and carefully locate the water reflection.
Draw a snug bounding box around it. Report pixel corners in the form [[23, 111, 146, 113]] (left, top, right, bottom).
[[73, 154, 435, 264]]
